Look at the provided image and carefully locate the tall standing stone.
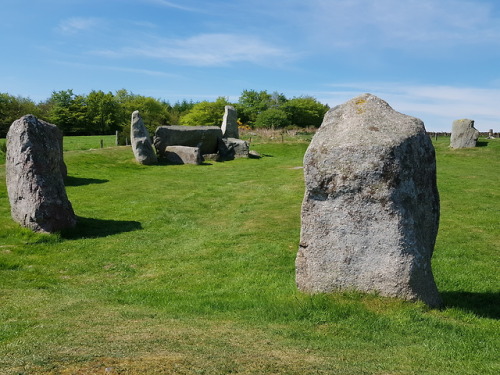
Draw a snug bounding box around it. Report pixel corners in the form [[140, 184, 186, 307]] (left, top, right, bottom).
[[450, 119, 479, 148], [6, 115, 76, 233], [297, 94, 442, 307], [131, 110, 157, 165], [221, 105, 239, 139]]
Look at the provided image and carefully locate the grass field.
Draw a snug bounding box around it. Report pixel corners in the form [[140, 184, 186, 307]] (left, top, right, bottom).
[[0, 134, 498, 374]]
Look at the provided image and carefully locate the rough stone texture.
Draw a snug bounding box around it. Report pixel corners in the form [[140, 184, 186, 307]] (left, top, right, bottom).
[[221, 138, 249, 159], [297, 93, 442, 307], [154, 125, 222, 157], [164, 146, 203, 165], [450, 119, 479, 148], [131, 110, 157, 165], [221, 105, 239, 139], [6, 115, 76, 233]]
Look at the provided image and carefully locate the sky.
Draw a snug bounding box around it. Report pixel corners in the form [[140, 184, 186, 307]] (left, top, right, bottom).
[[2, 0, 500, 132]]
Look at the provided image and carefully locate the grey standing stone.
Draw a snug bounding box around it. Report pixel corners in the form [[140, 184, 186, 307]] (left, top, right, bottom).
[[450, 119, 479, 148], [6, 115, 76, 233], [297, 93, 442, 307], [164, 146, 203, 165], [154, 125, 222, 156], [131, 110, 157, 165], [221, 105, 239, 139]]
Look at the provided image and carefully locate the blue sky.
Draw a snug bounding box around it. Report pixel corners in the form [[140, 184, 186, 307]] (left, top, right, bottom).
[[2, 0, 500, 131]]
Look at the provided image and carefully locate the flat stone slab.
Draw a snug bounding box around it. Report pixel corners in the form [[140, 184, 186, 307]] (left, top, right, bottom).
[[154, 125, 222, 157], [164, 146, 202, 165]]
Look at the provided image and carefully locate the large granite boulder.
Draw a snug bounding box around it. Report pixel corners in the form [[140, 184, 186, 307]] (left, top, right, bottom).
[[450, 119, 479, 148], [131, 110, 157, 165], [5, 115, 76, 233], [164, 146, 203, 165], [154, 126, 222, 157], [221, 105, 239, 139], [296, 94, 442, 307]]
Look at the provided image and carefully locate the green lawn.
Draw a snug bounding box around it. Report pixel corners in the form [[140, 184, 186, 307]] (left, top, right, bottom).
[[0, 135, 498, 374]]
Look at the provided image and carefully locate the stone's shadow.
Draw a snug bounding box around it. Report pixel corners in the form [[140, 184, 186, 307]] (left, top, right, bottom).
[[476, 141, 489, 147], [65, 176, 109, 186], [61, 216, 142, 239], [441, 291, 500, 319]]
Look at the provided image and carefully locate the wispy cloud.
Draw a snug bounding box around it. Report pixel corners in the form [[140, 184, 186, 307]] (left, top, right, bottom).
[[144, 0, 203, 12], [51, 60, 179, 78], [57, 17, 102, 35], [294, 0, 500, 50], [316, 82, 500, 131], [93, 33, 294, 67]]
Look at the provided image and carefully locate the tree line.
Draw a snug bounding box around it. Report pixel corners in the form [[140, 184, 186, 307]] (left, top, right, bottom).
[[0, 89, 329, 138]]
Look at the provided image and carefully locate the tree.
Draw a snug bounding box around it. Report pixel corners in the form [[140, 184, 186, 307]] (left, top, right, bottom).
[[114, 89, 170, 134], [86, 90, 121, 134], [237, 89, 273, 125], [179, 97, 231, 126], [0, 93, 39, 137], [254, 108, 290, 129], [47, 90, 88, 134], [282, 96, 329, 128]]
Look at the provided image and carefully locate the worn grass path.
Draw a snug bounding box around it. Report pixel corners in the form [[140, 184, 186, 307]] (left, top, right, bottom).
[[0, 136, 498, 374]]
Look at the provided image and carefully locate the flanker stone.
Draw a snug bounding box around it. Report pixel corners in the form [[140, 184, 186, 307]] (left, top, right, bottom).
[[154, 125, 222, 157], [164, 146, 203, 165], [131, 110, 157, 165], [221, 105, 239, 139], [296, 93, 442, 307], [450, 119, 479, 148], [6, 115, 76, 233]]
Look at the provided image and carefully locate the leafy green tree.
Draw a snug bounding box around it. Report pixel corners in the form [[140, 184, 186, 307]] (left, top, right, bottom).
[[254, 108, 290, 129], [86, 90, 121, 134], [0, 93, 39, 137], [179, 97, 231, 126], [47, 90, 88, 134], [282, 96, 329, 128], [114, 89, 170, 134], [169, 99, 197, 124], [237, 89, 273, 125]]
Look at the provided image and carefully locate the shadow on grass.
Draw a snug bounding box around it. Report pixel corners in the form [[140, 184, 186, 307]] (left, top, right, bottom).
[[476, 141, 489, 147], [61, 216, 142, 239], [65, 176, 109, 186], [442, 291, 500, 319]]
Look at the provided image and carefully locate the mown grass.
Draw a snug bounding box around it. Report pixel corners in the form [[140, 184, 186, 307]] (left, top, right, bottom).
[[0, 135, 498, 374]]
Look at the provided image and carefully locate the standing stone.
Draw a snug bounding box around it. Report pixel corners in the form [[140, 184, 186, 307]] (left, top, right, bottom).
[[6, 115, 76, 233], [297, 94, 442, 307], [221, 105, 239, 139], [450, 119, 479, 148], [131, 110, 157, 165]]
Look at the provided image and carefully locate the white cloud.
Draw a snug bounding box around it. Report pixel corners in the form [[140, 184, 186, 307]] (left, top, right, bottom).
[[315, 82, 500, 131], [93, 33, 294, 67], [144, 0, 203, 12], [57, 17, 102, 35], [293, 0, 500, 49]]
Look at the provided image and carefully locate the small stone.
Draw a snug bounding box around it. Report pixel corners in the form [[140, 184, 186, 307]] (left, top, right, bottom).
[[249, 150, 262, 159]]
